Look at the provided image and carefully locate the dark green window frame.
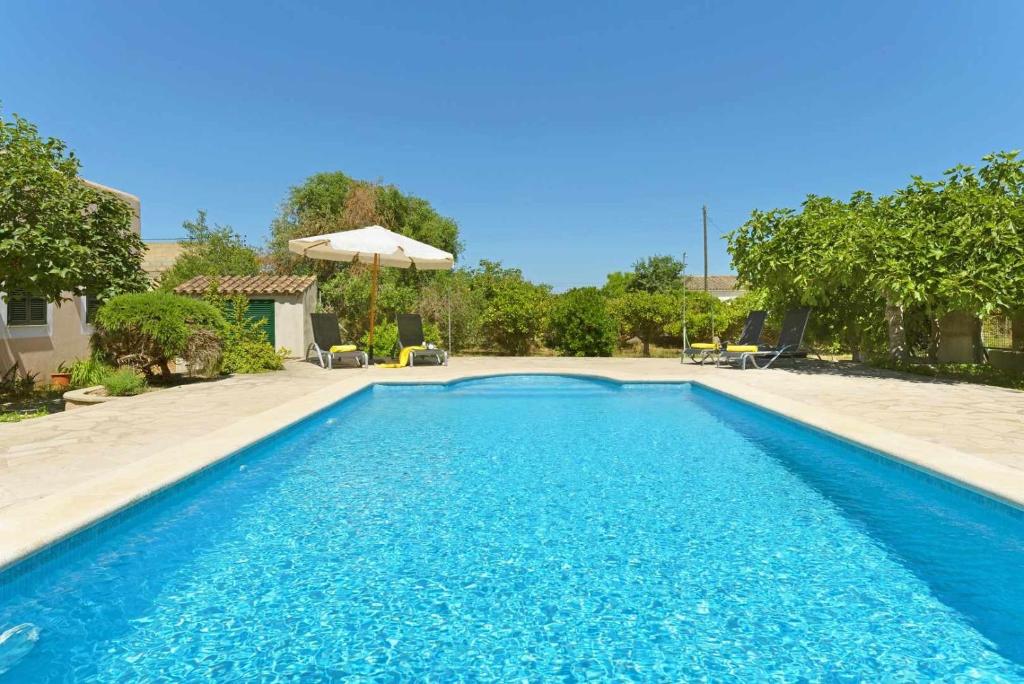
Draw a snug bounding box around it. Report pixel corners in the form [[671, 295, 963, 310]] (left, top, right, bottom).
[[5, 290, 48, 326]]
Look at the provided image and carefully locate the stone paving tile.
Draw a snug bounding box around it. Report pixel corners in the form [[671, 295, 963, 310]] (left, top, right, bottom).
[[1, 357, 1022, 515]]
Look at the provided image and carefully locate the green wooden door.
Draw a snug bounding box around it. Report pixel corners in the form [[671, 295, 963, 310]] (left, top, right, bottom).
[[246, 299, 275, 346], [225, 298, 275, 346]]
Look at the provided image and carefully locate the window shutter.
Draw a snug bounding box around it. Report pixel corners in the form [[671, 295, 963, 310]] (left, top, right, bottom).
[[29, 296, 47, 325], [223, 298, 275, 346], [5, 291, 47, 326], [7, 292, 29, 325], [246, 299, 276, 347]]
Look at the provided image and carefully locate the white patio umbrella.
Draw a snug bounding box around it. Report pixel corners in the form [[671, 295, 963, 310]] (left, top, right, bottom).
[[288, 225, 454, 359]]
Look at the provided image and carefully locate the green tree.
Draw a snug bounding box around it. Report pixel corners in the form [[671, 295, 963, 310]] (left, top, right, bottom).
[[611, 291, 681, 357], [727, 151, 1024, 362], [415, 269, 484, 353], [728, 193, 885, 360], [159, 210, 262, 290], [267, 171, 464, 345], [267, 172, 462, 277], [628, 255, 685, 294], [666, 290, 725, 344], [319, 266, 418, 342], [0, 111, 146, 301], [602, 271, 634, 299], [547, 287, 617, 357], [871, 154, 1024, 360], [478, 267, 550, 355]]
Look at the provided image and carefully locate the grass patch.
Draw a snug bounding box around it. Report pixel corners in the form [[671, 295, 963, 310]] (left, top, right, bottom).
[[871, 359, 1024, 390], [0, 408, 49, 423]]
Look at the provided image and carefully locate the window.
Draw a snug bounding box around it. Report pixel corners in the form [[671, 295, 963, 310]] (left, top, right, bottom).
[[85, 294, 101, 324], [5, 290, 47, 326]]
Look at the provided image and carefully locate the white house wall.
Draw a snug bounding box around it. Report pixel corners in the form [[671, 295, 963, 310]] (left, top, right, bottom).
[[264, 283, 317, 359]]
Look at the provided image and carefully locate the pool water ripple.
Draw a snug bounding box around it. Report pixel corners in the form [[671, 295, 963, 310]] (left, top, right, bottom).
[[1, 375, 1022, 680]]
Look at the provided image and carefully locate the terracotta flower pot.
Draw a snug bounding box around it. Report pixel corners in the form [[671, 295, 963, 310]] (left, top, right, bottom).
[[51, 373, 71, 388]]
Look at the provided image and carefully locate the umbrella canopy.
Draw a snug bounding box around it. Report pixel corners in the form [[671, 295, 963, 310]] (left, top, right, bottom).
[[288, 225, 454, 270], [288, 225, 454, 362]]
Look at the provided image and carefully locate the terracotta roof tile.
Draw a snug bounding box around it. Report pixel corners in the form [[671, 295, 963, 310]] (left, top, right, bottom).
[[174, 275, 316, 296], [684, 275, 745, 292]]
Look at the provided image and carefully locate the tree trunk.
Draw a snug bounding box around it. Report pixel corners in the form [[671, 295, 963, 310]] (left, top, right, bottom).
[[642, 338, 651, 357], [973, 317, 989, 364], [935, 311, 984, 364], [1012, 311, 1024, 352], [885, 299, 908, 362], [926, 303, 940, 363]]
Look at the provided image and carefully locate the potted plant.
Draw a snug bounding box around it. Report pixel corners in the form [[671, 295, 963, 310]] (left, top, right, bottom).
[[51, 361, 72, 389]]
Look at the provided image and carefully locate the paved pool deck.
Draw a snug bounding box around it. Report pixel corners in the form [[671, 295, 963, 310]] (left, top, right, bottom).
[[1, 357, 1023, 569]]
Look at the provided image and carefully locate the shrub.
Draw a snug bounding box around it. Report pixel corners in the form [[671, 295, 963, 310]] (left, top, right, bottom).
[[547, 288, 616, 357], [221, 341, 285, 374], [69, 358, 114, 388], [217, 294, 286, 374], [93, 292, 225, 377], [1, 364, 38, 400], [102, 367, 147, 396], [360, 319, 443, 358], [416, 271, 483, 353], [185, 328, 224, 377], [68, 357, 148, 394], [361, 320, 400, 358], [479, 278, 550, 355]]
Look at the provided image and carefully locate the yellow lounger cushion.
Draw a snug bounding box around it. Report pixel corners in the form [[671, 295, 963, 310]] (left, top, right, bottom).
[[329, 344, 358, 353], [380, 346, 427, 368], [726, 345, 759, 352], [689, 343, 717, 350]]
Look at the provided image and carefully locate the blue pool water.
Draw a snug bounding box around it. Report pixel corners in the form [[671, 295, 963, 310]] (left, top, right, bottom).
[[2, 375, 1023, 680]]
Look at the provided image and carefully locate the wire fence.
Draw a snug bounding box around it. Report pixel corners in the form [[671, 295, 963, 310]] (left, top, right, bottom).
[[982, 315, 1014, 350]]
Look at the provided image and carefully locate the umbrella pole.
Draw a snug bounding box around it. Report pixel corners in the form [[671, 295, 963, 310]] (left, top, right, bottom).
[[368, 254, 380, 363]]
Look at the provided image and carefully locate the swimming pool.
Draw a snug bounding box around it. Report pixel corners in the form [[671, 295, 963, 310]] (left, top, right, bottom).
[[1, 374, 1022, 680]]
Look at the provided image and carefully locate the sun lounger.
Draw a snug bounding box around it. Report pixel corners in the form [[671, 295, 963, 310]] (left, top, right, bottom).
[[307, 313, 368, 368], [683, 310, 767, 365], [720, 307, 811, 370], [397, 314, 447, 366]]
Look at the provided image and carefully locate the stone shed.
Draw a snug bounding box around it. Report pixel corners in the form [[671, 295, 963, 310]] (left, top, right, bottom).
[[175, 275, 317, 358]]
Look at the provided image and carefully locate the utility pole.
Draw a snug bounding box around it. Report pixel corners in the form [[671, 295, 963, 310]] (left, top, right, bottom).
[[680, 251, 689, 363], [703, 205, 714, 339], [702, 204, 709, 293]]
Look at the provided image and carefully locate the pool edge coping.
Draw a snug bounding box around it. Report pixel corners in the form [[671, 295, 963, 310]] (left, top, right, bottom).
[[1, 368, 1022, 573]]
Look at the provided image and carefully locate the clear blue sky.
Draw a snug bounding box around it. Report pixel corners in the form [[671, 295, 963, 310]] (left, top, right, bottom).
[[3, 1, 1023, 290]]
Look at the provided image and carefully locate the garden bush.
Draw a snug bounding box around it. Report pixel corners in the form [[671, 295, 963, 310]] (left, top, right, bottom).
[[547, 288, 616, 357], [102, 368, 147, 396], [479, 277, 550, 355], [68, 357, 147, 395], [93, 292, 225, 377], [69, 358, 114, 388], [221, 340, 286, 374], [360, 319, 442, 358], [360, 320, 400, 358], [1, 364, 38, 400], [218, 294, 286, 374]]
